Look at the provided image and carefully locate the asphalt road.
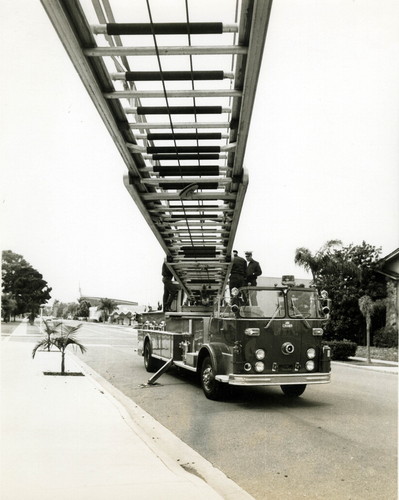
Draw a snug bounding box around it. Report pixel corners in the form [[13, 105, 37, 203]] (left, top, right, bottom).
[[72, 322, 397, 500]]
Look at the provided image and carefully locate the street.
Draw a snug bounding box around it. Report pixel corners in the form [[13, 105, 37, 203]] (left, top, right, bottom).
[[68, 322, 397, 499]]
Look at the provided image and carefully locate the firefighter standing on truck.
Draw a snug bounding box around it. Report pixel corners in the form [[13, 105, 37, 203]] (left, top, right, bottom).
[[245, 251, 262, 285], [229, 250, 247, 293], [162, 262, 181, 312]]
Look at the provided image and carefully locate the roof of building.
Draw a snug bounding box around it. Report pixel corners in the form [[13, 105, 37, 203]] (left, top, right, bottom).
[[377, 248, 399, 280], [80, 296, 138, 306], [257, 276, 312, 287]]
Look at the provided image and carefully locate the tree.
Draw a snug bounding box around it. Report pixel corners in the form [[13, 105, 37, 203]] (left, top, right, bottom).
[[294, 240, 343, 283], [52, 300, 79, 319], [66, 302, 78, 319], [32, 323, 86, 374], [97, 298, 117, 322], [2, 250, 52, 322], [41, 319, 63, 351], [2, 250, 30, 284], [358, 296, 374, 363], [295, 241, 386, 343], [1, 293, 18, 322], [76, 299, 91, 319]]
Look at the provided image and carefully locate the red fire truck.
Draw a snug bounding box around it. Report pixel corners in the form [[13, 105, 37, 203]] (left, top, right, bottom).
[[137, 277, 331, 399]]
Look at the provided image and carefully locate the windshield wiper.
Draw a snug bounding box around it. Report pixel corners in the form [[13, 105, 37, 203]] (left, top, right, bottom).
[[289, 301, 311, 328], [265, 304, 283, 329]]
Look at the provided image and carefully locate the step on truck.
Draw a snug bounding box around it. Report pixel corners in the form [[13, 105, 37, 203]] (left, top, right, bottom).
[[137, 276, 331, 400]]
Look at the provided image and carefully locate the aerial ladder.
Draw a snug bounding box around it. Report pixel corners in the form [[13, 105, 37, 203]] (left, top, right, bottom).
[[41, 0, 273, 305]]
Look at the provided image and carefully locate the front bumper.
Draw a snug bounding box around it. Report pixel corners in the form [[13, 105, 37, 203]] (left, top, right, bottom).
[[215, 372, 331, 386]]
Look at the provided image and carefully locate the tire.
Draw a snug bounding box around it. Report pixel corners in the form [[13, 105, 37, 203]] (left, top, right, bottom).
[[144, 341, 157, 372], [200, 356, 224, 400], [280, 384, 307, 397]]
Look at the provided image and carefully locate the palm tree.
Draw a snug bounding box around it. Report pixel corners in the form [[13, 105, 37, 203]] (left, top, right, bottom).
[[358, 295, 374, 364], [41, 319, 63, 351], [97, 298, 117, 323], [294, 240, 342, 283], [32, 324, 86, 374]]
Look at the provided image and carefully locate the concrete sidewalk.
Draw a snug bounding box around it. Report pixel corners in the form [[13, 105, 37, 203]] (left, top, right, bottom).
[[1, 322, 253, 500]]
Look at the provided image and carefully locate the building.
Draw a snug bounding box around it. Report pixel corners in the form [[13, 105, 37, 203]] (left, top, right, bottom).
[[377, 248, 399, 331], [79, 295, 142, 324], [257, 276, 312, 287]]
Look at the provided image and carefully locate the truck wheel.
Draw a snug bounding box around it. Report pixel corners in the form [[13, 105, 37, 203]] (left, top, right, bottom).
[[201, 356, 224, 400], [280, 384, 306, 397], [144, 341, 157, 372]]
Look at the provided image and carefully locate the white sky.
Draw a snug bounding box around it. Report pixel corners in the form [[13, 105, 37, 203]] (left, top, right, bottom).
[[1, 0, 398, 307]]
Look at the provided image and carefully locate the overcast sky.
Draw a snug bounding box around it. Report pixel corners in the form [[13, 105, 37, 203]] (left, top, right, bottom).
[[1, 0, 398, 307]]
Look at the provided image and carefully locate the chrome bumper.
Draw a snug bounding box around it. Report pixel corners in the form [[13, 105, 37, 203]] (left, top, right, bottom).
[[215, 372, 331, 386]]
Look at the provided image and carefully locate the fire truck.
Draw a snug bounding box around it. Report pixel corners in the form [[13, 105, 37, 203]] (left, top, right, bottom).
[[137, 277, 331, 399], [42, 1, 331, 399]]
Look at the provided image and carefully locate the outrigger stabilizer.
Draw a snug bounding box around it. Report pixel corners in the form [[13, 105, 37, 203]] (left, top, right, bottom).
[[147, 358, 174, 385]]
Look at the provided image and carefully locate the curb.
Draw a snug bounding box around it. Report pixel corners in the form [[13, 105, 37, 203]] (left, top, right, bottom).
[[67, 350, 255, 500], [332, 360, 398, 374], [349, 356, 398, 366]]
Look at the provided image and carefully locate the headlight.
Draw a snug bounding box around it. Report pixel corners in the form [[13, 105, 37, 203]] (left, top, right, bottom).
[[254, 362, 264, 373], [245, 328, 260, 336], [255, 349, 265, 360], [306, 360, 315, 371], [307, 348, 316, 359]]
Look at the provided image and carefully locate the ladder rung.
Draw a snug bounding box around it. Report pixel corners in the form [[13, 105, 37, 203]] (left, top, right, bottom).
[[168, 214, 219, 219], [162, 229, 227, 234], [147, 146, 221, 154], [153, 166, 219, 176], [84, 46, 248, 57], [150, 154, 221, 161], [92, 23, 238, 35], [128, 122, 231, 129], [171, 261, 229, 267], [137, 106, 223, 115], [142, 192, 235, 201], [188, 279, 219, 284], [105, 89, 242, 99], [159, 183, 219, 190], [143, 177, 227, 185], [182, 246, 217, 257], [94, 22, 237, 36], [150, 206, 229, 212], [142, 133, 224, 140], [112, 71, 229, 81], [173, 226, 230, 231]]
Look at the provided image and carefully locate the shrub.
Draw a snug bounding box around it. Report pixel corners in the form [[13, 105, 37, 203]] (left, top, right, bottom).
[[323, 340, 357, 360], [373, 326, 398, 348]]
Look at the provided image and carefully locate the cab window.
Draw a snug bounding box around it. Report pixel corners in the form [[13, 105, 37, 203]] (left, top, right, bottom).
[[239, 289, 285, 318], [287, 290, 318, 318]]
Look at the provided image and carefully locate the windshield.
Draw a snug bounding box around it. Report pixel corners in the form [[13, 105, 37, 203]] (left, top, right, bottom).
[[287, 289, 319, 318], [238, 289, 285, 318]]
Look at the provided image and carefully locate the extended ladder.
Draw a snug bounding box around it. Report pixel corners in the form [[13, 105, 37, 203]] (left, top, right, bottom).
[[41, 0, 273, 303]]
